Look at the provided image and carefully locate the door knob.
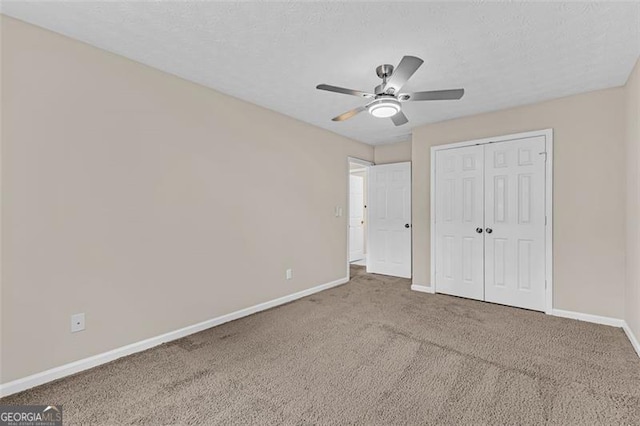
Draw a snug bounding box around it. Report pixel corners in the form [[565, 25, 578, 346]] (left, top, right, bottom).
[[476, 227, 483, 234], [405, 224, 411, 228], [486, 228, 493, 234]]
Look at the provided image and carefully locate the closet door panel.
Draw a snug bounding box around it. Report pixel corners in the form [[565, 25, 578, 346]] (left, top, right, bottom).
[[434, 146, 484, 300], [484, 137, 547, 311]]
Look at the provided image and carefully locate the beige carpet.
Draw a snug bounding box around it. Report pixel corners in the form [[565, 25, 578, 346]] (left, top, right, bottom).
[[3, 265, 640, 425]]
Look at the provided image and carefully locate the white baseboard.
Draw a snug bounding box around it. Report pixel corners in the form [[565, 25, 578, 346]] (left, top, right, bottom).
[[410, 283, 435, 294], [0, 276, 349, 398], [551, 309, 625, 327], [550, 309, 640, 358], [622, 322, 640, 357]]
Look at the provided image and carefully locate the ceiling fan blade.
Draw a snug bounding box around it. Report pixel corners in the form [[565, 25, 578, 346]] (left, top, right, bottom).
[[401, 88, 465, 101], [391, 111, 409, 126], [332, 106, 366, 122], [384, 56, 424, 94], [317, 84, 374, 98]]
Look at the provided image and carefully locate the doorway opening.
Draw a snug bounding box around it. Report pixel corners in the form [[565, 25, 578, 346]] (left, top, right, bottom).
[[348, 158, 372, 275], [346, 157, 412, 280]]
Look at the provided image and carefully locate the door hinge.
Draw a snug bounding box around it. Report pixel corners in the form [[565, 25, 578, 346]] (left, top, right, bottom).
[[539, 152, 547, 161], [545, 216, 547, 226]]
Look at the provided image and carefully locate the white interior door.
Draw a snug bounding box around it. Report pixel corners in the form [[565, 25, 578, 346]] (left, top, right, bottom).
[[349, 174, 365, 262], [367, 162, 412, 278], [434, 146, 485, 301], [484, 136, 546, 311]]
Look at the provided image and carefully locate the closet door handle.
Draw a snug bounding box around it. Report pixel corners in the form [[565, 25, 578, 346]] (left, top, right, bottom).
[[475, 227, 483, 234], [485, 228, 493, 234]]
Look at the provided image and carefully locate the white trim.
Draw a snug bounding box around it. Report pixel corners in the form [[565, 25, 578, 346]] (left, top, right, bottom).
[[430, 129, 554, 314], [350, 167, 368, 174], [430, 148, 437, 293], [347, 157, 373, 280], [622, 322, 640, 357], [430, 129, 553, 152], [0, 276, 349, 398], [548, 309, 640, 359], [551, 309, 624, 328], [348, 157, 374, 168], [544, 130, 554, 314], [411, 284, 435, 294]]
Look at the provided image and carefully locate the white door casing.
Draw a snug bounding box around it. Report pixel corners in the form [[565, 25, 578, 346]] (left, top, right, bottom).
[[484, 136, 547, 311], [434, 145, 485, 301], [367, 162, 412, 278], [431, 129, 552, 313], [349, 174, 365, 262]]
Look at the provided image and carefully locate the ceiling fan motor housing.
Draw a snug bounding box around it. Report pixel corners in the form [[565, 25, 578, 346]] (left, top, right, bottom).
[[376, 64, 394, 79]]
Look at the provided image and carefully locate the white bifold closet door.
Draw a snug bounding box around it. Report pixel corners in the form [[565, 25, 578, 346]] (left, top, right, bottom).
[[434, 145, 485, 301], [368, 162, 412, 278], [484, 137, 546, 311], [434, 136, 547, 311]]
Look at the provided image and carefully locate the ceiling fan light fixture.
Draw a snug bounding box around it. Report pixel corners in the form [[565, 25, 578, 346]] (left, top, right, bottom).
[[368, 98, 401, 118], [317, 55, 464, 126]]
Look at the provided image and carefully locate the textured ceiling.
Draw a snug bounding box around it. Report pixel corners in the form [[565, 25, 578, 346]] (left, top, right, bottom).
[[2, 1, 639, 145]]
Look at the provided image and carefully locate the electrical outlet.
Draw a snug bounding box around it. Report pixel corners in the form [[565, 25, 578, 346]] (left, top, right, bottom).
[[286, 269, 293, 280], [71, 313, 85, 333]]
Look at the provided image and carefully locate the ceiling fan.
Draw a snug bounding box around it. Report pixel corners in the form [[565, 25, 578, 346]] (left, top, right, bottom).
[[316, 56, 464, 126]]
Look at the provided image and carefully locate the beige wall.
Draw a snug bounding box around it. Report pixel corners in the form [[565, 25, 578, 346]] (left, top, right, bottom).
[[373, 141, 412, 165], [0, 16, 373, 383], [412, 88, 627, 318], [626, 58, 640, 339]]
